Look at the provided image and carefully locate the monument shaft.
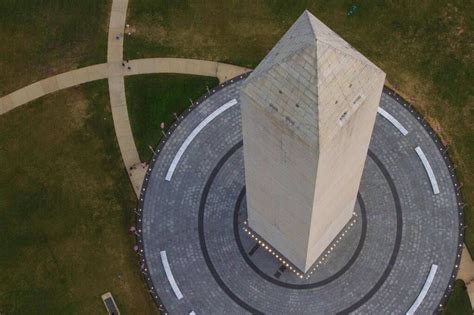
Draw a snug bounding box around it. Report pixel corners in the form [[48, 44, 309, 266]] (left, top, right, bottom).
[[240, 11, 385, 272]]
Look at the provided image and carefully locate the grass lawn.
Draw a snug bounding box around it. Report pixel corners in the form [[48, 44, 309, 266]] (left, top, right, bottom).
[[124, 0, 474, 253], [125, 74, 219, 162], [0, 81, 156, 314], [0, 0, 110, 96], [443, 280, 472, 315]]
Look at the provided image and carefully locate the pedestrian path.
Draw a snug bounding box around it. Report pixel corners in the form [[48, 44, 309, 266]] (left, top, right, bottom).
[[0, 64, 109, 115], [0, 56, 250, 196], [106, 0, 144, 194], [457, 246, 474, 309], [0, 58, 250, 117], [126, 58, 250, 83]]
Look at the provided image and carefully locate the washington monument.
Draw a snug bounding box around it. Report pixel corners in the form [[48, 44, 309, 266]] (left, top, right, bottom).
[[240, 10, 386, 272]]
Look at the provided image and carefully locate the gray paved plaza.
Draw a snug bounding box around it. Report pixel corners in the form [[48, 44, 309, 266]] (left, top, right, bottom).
[[136, 75, 463, 314]]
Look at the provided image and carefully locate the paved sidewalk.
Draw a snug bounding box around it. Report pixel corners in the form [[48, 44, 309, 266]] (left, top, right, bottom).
[[1, 25, 248, 195], [127, 58, 251, 83], [0, 57, 249, 195], [107, 0, 143, 194], [0, 64, 108, 115], [457, 246, 474, 309], [0, 55, 250, 195], [0, 0, 250, 196], [0, 59, 250, 117]]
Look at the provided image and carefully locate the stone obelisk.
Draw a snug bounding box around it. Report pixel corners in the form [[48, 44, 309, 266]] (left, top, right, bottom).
[[240, 10, 386, 272]]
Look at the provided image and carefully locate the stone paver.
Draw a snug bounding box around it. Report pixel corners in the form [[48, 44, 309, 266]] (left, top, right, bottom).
[[138, 78, 463, 314]]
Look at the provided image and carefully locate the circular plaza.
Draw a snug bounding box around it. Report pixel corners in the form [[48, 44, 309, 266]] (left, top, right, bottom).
[[136, 74, 463, 314]]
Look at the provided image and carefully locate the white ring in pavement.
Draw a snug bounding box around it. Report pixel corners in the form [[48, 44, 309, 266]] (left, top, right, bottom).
[[415, 146, 440, 195], [165, 98, 238, 181], [378, 107, 409, 136], [160, 250, 184, 300], [406, 264, 438, 315]]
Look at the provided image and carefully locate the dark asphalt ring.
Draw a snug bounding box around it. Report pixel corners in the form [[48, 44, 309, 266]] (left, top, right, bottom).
[[198, 140, 403, 314], [197, 140, 263, 314]]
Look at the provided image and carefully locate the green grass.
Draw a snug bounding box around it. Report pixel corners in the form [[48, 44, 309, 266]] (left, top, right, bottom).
[[125, 74, 219, 161], [0, 0, 110, 96], [443, 280, 472, 315], [0, 81, 156, 314], [124, 0, 474, 253]]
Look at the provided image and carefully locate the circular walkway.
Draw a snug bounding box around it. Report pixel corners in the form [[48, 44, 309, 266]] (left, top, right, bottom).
[[137, 74, 463, 314]]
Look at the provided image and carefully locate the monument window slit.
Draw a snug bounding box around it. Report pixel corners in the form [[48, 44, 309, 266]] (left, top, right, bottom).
[[339, 111, 348, 122]]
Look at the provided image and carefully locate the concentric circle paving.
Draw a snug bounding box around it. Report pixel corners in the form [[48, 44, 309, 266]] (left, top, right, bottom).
[[136, 74, 464, 314]]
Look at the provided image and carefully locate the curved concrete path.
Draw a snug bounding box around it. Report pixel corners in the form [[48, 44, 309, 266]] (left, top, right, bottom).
[[0, 0, 249, 193], [107, 0, 142, 193], [0, 59, 249, 117], [0, 0, 251, 195], [0, 58, 248, 192], [104, 0, 253, 194], [0, 61, 248, 193], [0, 58, 249, 194]]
